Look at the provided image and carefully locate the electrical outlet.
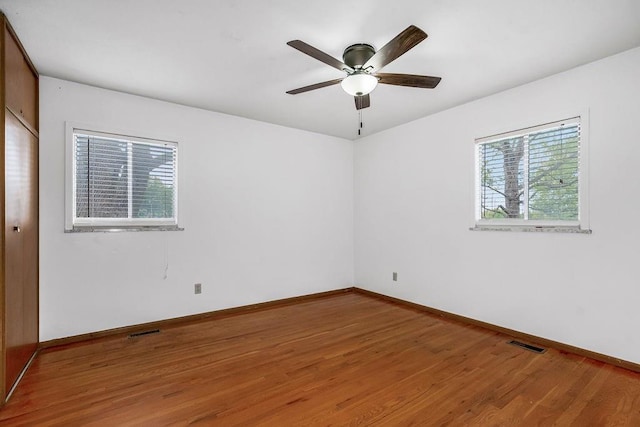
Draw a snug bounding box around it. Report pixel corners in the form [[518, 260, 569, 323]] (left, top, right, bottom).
[[393, 272, 398, 282], [194, 283, 202, 294]]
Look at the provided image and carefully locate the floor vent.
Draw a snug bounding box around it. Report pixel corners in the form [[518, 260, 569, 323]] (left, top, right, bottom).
[[129, 329, 160, 338], [507, 340, 546, 354]]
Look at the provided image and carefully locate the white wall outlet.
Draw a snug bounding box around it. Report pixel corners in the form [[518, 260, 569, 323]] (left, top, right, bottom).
[[194, 283, 202, 294], [393, 272, 398, 282]]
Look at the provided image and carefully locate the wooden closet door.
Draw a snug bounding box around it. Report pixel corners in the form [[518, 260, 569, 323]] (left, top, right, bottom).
[[4, 111, 38, 393], [4, 26, 38, 131]]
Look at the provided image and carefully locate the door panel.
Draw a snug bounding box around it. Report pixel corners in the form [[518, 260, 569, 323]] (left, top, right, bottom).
[[22, 111, 38, 370], [4, 111, 38, 393], [4, 26, 38, 131]]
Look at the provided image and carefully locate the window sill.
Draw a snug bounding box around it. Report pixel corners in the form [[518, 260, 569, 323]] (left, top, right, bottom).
[[470, 225, 591, 234], [65, 225, 184, 233]]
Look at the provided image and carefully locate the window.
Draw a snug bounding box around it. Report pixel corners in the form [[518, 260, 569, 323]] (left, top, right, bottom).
[[67, 127, 178, 230], [474, 117, 589, 232]]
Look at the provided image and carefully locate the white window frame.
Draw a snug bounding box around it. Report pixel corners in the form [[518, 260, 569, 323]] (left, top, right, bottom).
[[65, 122, 180, 231], [473, 114, 590, 233]]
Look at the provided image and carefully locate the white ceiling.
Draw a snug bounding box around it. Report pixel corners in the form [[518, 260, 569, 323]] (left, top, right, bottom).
[[1, 0, 639, 140]]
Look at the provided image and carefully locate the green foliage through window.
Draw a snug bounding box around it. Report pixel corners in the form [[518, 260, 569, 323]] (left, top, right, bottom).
[[477, 119, 580, 222], [74, 131, 177, 226]]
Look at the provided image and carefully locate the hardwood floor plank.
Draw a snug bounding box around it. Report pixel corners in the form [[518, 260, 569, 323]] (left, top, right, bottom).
[[2, 292, 640, 425]]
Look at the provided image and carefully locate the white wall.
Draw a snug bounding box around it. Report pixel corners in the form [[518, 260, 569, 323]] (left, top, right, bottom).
[[354, 47, 640, 363], [40, 77, 354, 341]]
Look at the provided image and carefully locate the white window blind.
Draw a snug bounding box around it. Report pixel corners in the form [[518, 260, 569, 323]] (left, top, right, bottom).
[[72, 129, 178, 229], [476, 117, 581, 227]]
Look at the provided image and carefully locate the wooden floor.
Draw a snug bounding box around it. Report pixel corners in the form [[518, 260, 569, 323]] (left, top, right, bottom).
[[2, 293, 640, 426]]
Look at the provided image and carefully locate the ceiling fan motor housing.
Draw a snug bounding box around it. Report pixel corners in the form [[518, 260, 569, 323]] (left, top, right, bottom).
[[343, 43, 376, 69]]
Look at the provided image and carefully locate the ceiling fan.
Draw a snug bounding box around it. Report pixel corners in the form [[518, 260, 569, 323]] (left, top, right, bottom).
[[286, 25, 441, 110]]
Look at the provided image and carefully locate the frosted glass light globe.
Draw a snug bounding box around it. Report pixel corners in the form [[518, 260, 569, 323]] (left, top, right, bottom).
[[341, 73, 378, 96]]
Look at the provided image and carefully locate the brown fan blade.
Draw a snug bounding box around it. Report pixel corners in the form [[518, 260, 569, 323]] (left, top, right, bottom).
[[363, 25, 427, 72], [286, 78, 343, 95], [376, 73, 441, 88], [287, 40, 354, 73], [355, 94, 371, 110]]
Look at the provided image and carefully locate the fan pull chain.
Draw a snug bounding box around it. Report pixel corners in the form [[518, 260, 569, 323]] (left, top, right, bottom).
[[358, 110, 363, 136]]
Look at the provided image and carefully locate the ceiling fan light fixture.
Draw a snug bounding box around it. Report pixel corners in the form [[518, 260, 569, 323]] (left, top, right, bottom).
[[341, 73, 378, 96]]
